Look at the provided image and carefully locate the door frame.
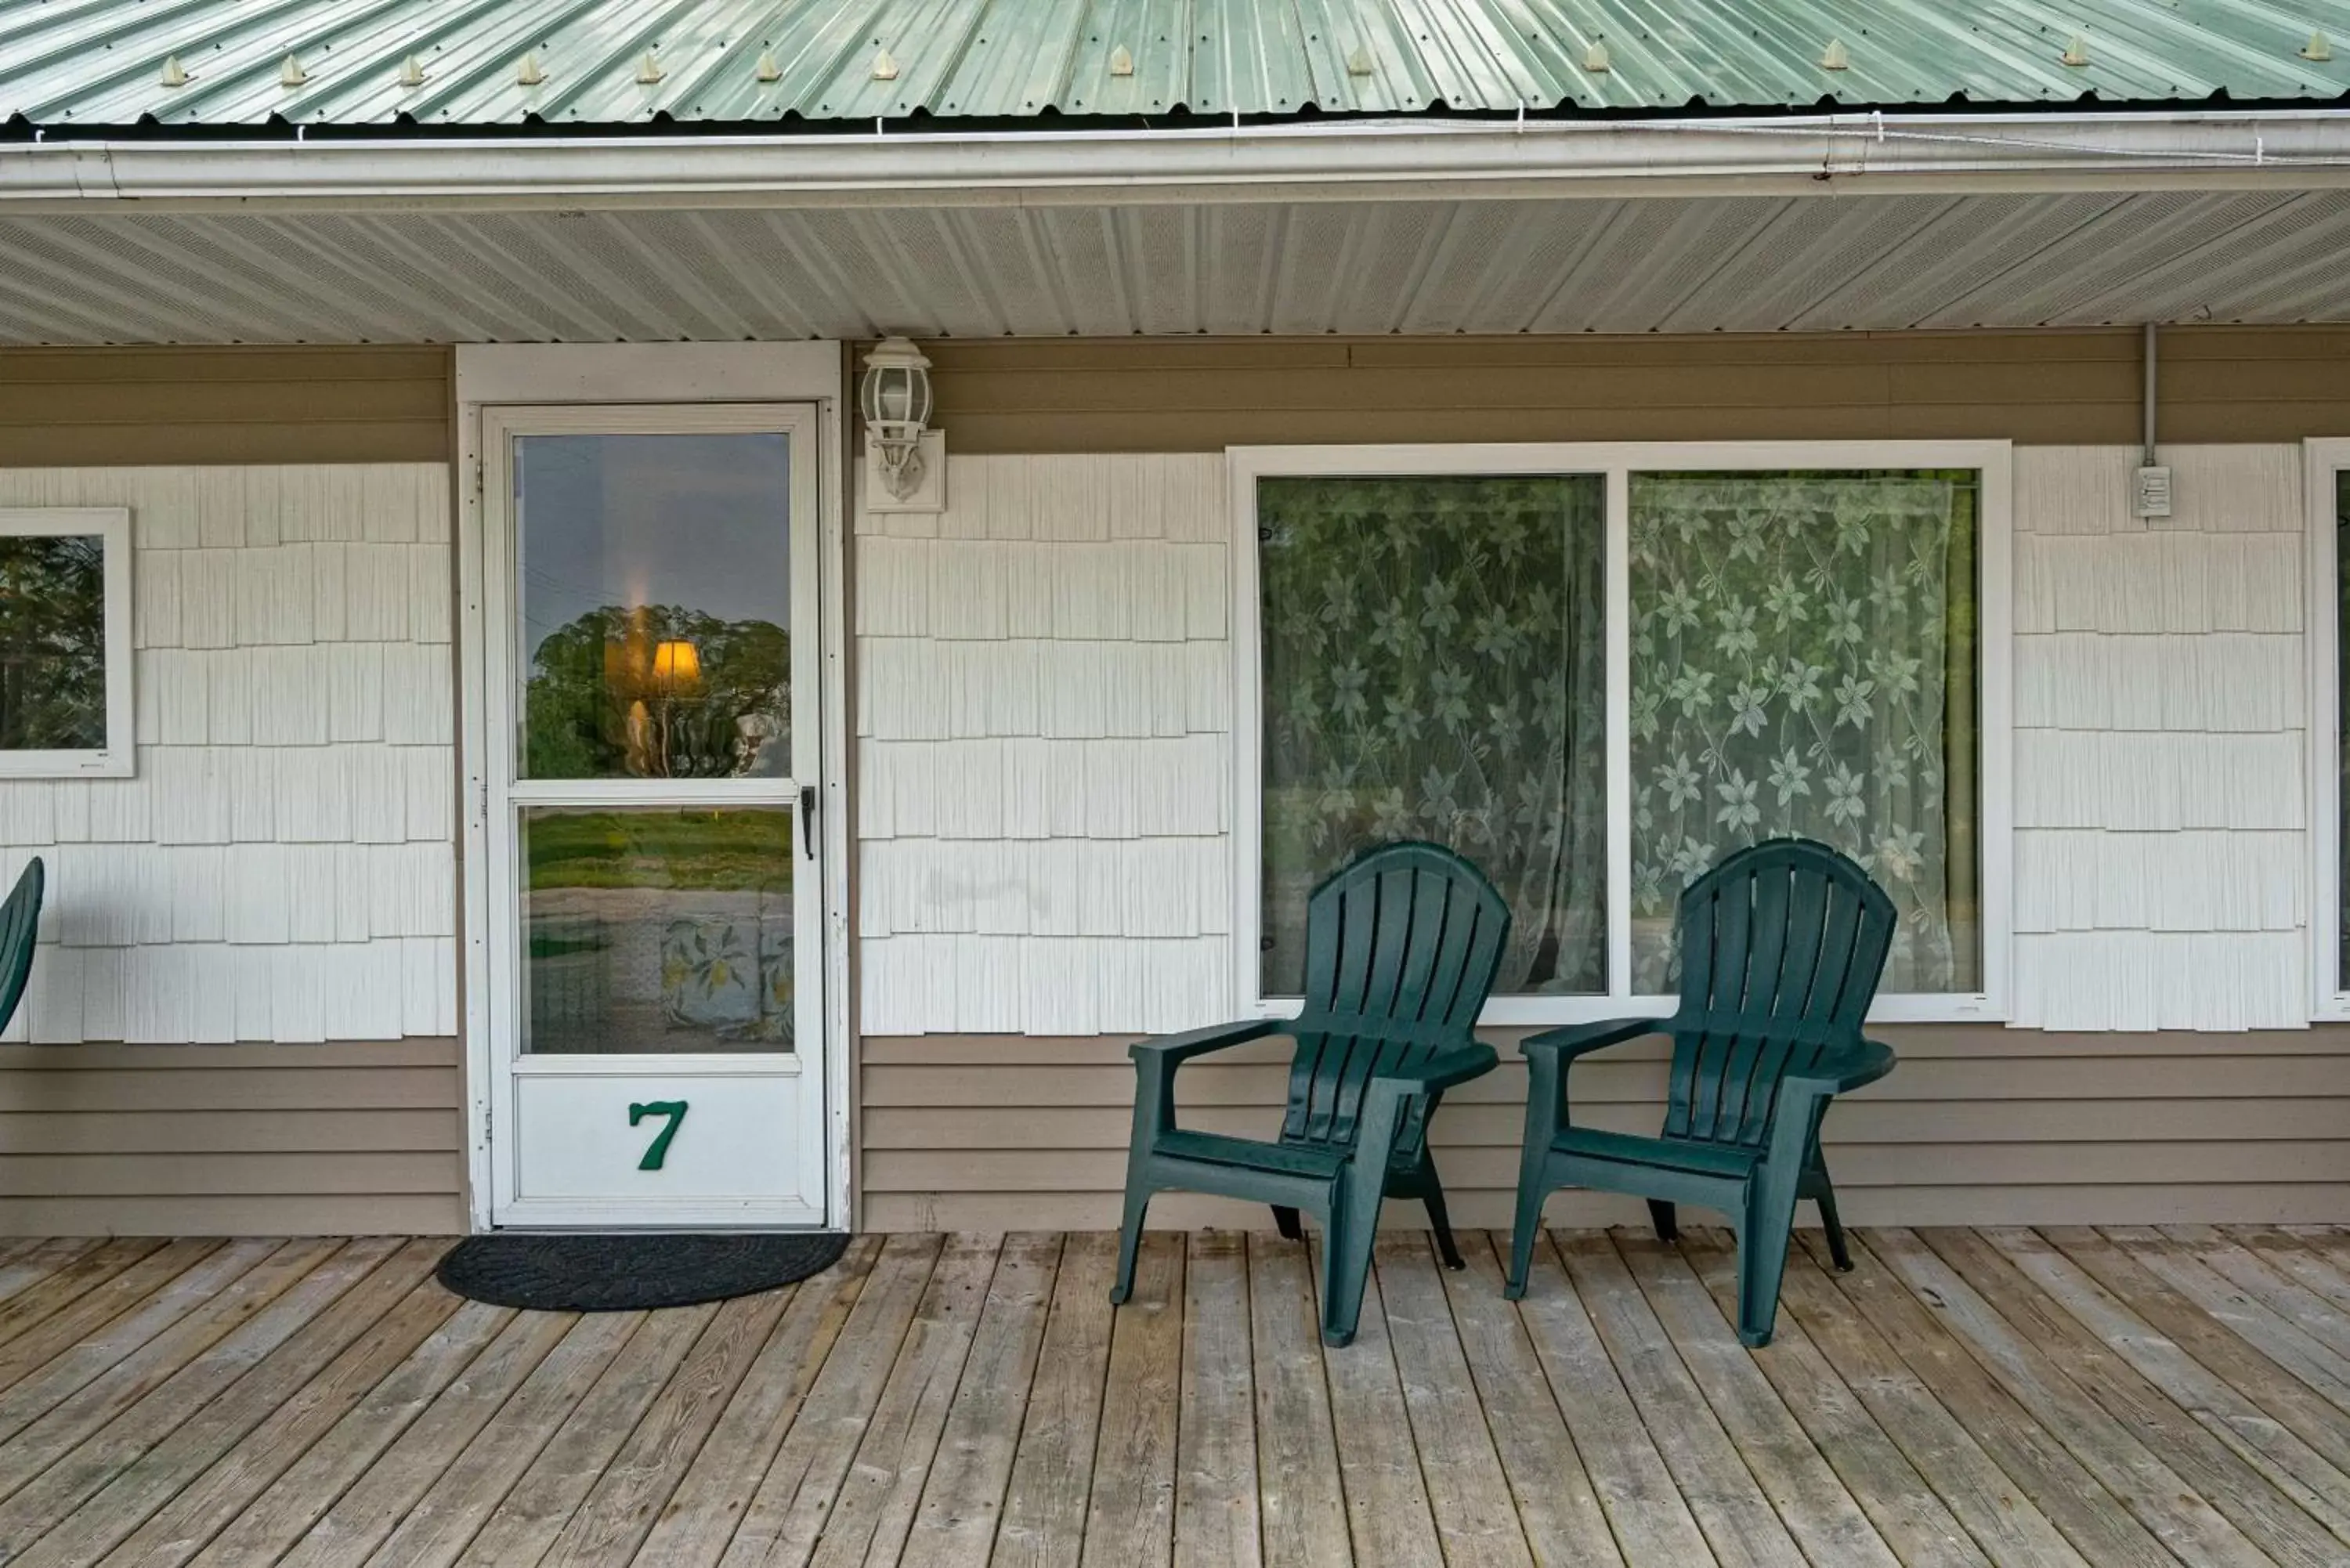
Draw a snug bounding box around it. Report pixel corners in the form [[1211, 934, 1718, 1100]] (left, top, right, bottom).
[[454, 343, 852, 1231]]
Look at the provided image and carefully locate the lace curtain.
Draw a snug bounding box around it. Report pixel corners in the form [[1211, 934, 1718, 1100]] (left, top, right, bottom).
[[1259, 475, 1608, 995], [1629, 471, 1979, 994]]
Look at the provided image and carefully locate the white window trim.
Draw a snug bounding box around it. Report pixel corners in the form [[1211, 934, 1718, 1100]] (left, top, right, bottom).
[[2305, 438, 2350, 1022], [0, 507, 133, 779], [1227, 440, 2013, 1028]]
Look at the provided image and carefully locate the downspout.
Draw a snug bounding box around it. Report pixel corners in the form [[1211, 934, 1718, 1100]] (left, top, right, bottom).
[[2134, 323, 2173, 519]]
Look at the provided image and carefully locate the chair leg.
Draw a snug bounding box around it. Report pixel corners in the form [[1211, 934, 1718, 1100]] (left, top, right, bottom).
[[1418, 1163, 1466, 1271], [1320, 1188, 1383, 1348], [1111, 1180, 1152, 1306], [1737, 1171, 1802, 1349], [1503, 1165, 1549, 1301], [1271, 1205, 1303, 1241], [1647, 1199, 1679, 1244], [1811, 1171, 1853, 1274]]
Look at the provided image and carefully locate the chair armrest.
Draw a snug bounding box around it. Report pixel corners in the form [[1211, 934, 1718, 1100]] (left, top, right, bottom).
[[1128, 1018, 1281, 1068], [1784, 1039, 1897, 1097], [1370, 1042, 1498, 1094], [1520, 1017, 1663, 1064]]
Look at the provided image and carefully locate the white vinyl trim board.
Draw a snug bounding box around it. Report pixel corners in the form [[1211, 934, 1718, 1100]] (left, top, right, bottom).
[[2308, 438, 2350, 1023], [1227, 440, 2016, 1028]]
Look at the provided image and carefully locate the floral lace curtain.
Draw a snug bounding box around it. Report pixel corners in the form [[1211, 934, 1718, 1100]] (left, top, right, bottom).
[[1629, 471, 1980, 994], [1259, 475, 1607, 996]]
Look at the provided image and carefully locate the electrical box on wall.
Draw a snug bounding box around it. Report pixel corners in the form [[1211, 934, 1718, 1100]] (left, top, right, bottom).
[[863, 430, 947, 514], [2133, 464, 2173, 519]]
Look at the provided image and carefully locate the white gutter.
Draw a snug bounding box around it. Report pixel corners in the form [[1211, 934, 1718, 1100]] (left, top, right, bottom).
[[5, 109, 2350, 211]]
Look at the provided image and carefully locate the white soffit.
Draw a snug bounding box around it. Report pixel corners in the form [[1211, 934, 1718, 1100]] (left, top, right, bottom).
[[5, 187, 2350, 342]]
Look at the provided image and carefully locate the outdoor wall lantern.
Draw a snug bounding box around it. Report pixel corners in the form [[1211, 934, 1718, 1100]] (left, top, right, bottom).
[[859, 336, 944, 512]]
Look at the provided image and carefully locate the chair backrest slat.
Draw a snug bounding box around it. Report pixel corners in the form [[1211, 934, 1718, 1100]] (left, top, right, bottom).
[[0, 858, 45, 1039], [1282, 843, 1510, 1158], [1662, 839, 1894, 1151]]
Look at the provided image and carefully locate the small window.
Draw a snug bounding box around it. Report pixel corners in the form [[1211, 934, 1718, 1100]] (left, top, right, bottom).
[[0, 508, 132, 779]]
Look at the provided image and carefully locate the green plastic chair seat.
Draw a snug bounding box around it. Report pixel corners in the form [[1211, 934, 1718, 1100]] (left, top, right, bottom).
[[1548, 1128, 1762, 1181], [1153, 1129, 1351, 1181]]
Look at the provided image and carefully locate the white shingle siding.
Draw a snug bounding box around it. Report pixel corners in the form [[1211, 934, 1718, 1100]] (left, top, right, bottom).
[[2010, 445, 2310, 1031], [865, 444, 2319, 1038], [0, 464, 457, 1046], [858, 453, 1231, 1034]]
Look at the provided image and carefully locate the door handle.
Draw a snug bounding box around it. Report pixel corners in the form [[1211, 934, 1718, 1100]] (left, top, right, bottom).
[[799, 784, 816, 859]]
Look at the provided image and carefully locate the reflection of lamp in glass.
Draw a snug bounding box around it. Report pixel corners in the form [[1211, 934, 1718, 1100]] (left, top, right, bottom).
[[640, 639, 703, 779], [651, 639, 702, 688]]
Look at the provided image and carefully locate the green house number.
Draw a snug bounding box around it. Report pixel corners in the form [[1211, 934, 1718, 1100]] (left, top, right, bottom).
[[628, 1101, 689, 1171]]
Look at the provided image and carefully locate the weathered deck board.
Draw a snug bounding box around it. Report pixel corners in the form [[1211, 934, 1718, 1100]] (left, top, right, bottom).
[[1863, 1228, 2269, 1568], [0, 1237, 424, 1567], [1504, 1231, 1716, 1565], [1439, 1233, 1622, 1568], [1172, 1231, 1256, 1568], [1619, 1234, 1906, 1568], [1672, 1230, 1987, 1568], [0, 1227, 2336, 1566], [721, 1231, 942, 1567], [1308, 1235, 1444, 1566], [902, 1234, 1060, 1568], [268, 1305, 578, 1568], [1079, 1231, 1182, 1568], [1984, 1227, 2350, 1555], [1922, 1227, 2350, 1568], [1243, 1232, 1347, 1568], [1372, 1231, 1529, 1568], [992, 1231, 1114, 1568], [637, 1235, 877, 1568]]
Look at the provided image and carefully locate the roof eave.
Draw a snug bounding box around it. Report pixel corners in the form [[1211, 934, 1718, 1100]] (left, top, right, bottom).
[[5, 109, 2349, 211]]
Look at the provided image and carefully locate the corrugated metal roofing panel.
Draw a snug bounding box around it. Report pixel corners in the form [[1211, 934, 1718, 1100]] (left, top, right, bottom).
[[1, 0, 2347, 130]]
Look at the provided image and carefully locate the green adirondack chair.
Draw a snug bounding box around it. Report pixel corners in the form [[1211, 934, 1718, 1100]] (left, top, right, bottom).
[[0, 858, 44, 1038], [1112, 840, 1510, 1346], [1505, 837, 1897, 1347]]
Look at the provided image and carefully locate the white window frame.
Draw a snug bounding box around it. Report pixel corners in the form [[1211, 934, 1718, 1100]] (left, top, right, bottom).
[[2305, 438, 2350, 1021], [1229, 440, 2013, 1027], [0, 507, 133, 779]]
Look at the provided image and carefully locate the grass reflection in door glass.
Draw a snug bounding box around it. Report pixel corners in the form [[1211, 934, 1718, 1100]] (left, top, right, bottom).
[[522, 807, 794, 1055]]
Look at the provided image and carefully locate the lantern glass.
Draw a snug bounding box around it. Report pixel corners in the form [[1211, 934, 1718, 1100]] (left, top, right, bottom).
[[859, 338, 933, 433]]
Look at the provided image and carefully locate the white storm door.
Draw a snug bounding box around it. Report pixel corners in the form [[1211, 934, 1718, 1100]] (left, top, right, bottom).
[[481, 404, 825, 1227]]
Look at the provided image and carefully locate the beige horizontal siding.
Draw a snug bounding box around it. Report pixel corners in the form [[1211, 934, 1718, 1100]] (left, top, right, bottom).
[[924, 326, 2350, 452], [855, 1027, 2350, 1231], [0, 1039, 464, 1235], [0, 347, 451, 465]]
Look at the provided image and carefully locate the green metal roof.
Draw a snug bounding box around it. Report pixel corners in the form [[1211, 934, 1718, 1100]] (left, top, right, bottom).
[[3, 0, 2348, 130]]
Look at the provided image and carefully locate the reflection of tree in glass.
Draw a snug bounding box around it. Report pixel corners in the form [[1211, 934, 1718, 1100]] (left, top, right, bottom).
[[525, 605, 788, 779], [0, 535, 106, 752]]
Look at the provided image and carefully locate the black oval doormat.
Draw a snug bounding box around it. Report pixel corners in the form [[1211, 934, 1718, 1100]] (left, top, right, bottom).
[[436, 1231, 851, 1312]]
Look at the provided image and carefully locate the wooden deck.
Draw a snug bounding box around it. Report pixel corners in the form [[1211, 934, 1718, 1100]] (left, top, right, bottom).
[[0, 1230, 2340, 1566]]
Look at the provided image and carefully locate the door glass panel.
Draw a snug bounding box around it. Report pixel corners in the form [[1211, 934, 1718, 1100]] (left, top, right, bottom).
[[522, 807, 796, 1055], [516, 432, 793, 780]]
